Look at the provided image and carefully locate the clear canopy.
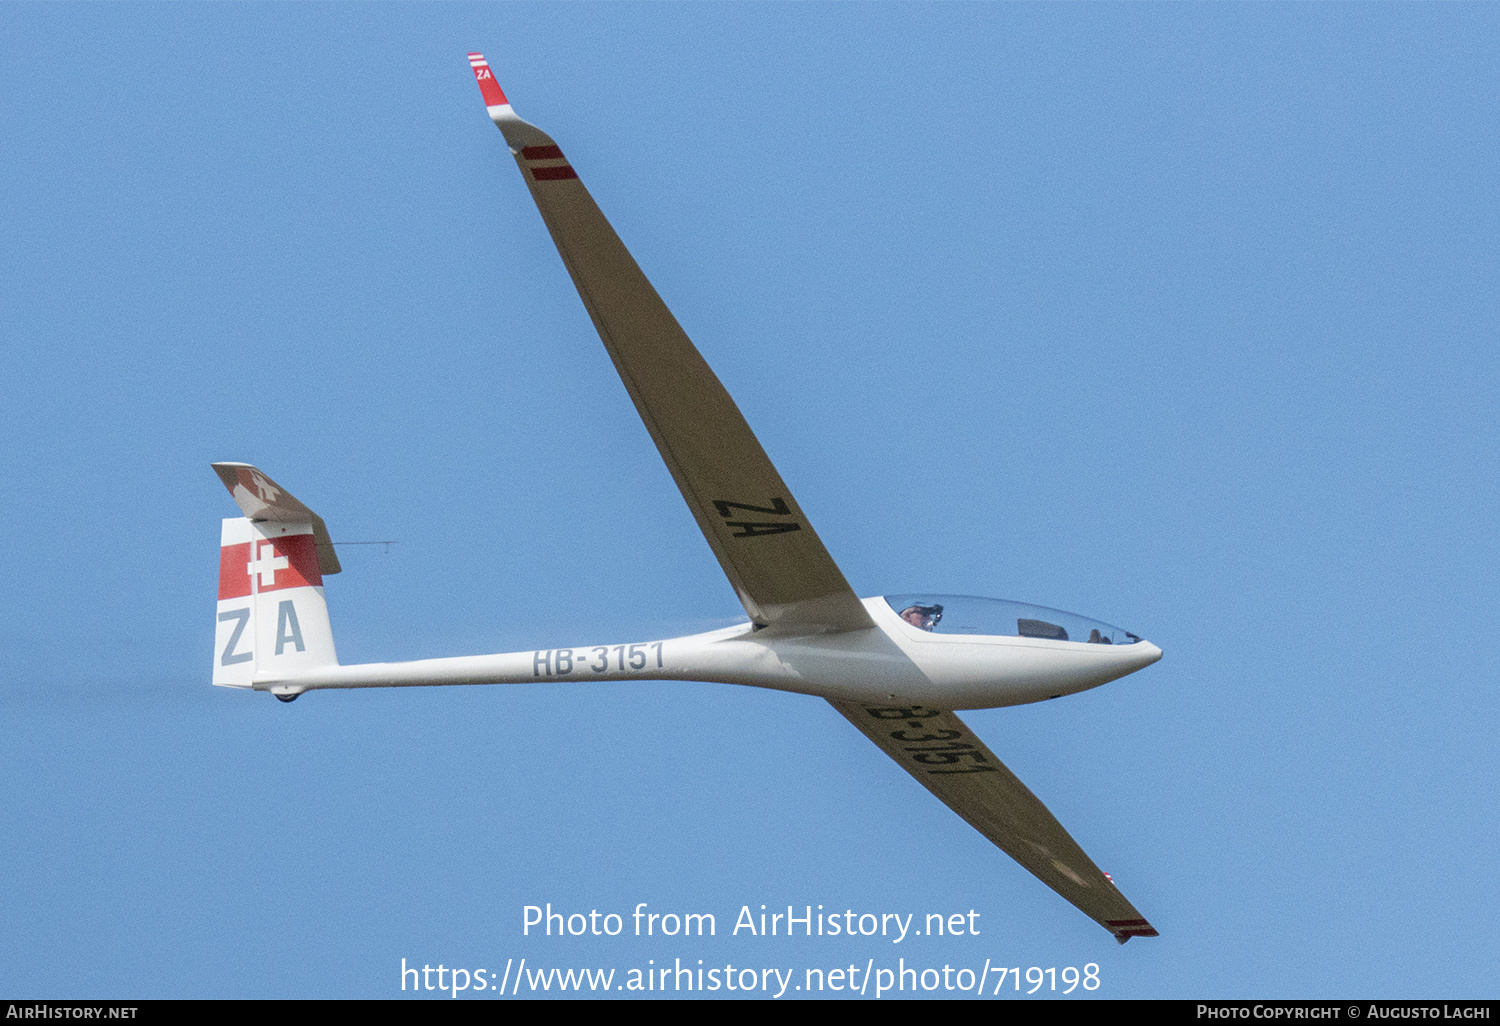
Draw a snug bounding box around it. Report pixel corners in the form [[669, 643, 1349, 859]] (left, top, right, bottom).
[[884, 594, 1141, 645]]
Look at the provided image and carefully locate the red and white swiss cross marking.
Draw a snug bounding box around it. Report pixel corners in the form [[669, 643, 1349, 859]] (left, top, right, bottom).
[[234, 467, 281, 504], [248, 542, 289, 586], [249, 472, 279, 503], [218, 533, 322, 599]]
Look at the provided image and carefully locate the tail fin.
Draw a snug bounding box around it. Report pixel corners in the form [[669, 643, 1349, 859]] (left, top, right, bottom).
[[212, 465, 339, 690], [212, 462, 341, 575]]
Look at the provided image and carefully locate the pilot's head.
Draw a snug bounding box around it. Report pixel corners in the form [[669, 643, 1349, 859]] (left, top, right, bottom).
[[900, 604, 944, 631]]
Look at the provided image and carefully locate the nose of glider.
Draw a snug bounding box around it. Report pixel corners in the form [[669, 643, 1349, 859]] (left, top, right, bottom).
[[1128, 640, 1163, 672]]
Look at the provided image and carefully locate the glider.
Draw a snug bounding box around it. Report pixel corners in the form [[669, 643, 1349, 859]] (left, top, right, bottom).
[[209, 55, 1163, 943]]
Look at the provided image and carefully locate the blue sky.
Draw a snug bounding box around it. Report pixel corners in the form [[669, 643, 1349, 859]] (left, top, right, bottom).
[[3, 3, 1497, 999]]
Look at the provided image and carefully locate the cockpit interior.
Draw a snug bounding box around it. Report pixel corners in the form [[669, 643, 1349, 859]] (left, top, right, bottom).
[[884, 594, 1142, 645]]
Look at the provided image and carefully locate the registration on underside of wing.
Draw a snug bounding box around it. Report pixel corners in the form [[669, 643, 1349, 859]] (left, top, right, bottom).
[[827, 699, 1158, 943], [468, 54, 871, 634]]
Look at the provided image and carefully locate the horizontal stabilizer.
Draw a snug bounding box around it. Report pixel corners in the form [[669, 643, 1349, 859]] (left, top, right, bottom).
[[211, 463, 341, 575]]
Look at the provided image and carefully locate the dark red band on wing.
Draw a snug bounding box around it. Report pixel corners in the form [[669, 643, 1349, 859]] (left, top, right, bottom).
[[531, 165, 579, 181], [521, 145, 564, 161]]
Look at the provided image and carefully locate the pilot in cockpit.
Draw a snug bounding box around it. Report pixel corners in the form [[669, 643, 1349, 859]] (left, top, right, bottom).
[[900, 603, 944, 631]]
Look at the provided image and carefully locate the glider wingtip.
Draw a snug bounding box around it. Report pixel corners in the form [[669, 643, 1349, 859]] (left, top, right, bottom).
[[1107, 916, 1158, 943], [466, 51, 510, 109]]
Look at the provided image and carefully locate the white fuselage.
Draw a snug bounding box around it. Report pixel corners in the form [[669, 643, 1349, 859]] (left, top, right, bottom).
[[255, 597, 1162, 709]]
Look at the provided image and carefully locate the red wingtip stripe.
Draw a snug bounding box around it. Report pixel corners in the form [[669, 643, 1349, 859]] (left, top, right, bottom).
[[530, 165, 579, 182], [467, 53, 509, 107], [521, 145, 564, 161]]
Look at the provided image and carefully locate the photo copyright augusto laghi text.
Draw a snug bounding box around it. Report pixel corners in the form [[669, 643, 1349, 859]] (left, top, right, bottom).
[[398, 903, 1103, 998]]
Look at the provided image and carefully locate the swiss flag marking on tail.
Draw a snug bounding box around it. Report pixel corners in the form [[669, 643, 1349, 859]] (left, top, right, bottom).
[[245, 470, 280, 503], [218, 534, 322, 599], [227, 465, 282, 504], [248, 543, 290, 586]]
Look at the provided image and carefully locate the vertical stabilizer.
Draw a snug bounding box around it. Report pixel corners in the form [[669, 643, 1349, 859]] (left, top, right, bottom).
[[214, 517, 338, 688]]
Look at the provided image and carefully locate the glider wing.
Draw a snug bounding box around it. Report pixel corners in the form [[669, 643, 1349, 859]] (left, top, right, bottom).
[[468, 54, 871, 633], [828, 698, 1159, 943]]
